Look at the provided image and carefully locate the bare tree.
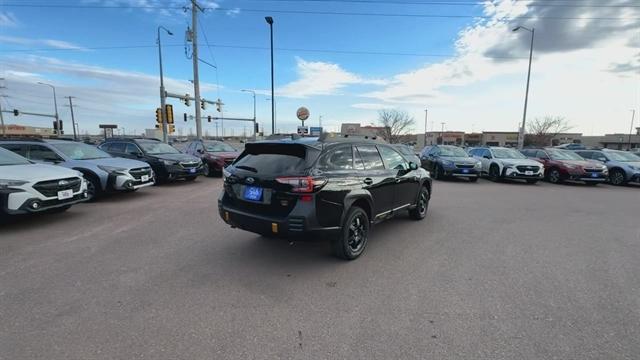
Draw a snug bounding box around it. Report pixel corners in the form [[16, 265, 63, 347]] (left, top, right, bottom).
[[377, 109, 415, 143], [525, 115, 572, 147]]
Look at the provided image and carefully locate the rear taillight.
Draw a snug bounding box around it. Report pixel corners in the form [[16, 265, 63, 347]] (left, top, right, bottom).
[[275, 176, 327, 193]]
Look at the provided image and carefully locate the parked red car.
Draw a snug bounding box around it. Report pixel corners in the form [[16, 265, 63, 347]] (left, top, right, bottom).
[[183, 140, 240, 177], [520, 148, 608, 185]]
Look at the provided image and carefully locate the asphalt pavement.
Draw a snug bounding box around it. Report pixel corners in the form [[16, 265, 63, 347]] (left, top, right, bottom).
[[1, 177, 639, 359]]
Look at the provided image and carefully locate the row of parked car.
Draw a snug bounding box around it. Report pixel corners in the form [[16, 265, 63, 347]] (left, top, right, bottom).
[[0, 137, 241, 218], [418, 144, 640, 186]]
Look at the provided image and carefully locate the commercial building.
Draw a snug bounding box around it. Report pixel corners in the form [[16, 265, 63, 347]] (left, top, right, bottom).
[[581, 133, 640, 150], [0, 124, 55, 137]]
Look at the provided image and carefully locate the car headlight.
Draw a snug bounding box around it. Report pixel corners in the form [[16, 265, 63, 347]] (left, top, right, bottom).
[[162, 159, 178, 166], [0, 179, 29, 189], [441, 160, 454, 167], [474, 161, 482, 168], [97, 165, 128, 175]]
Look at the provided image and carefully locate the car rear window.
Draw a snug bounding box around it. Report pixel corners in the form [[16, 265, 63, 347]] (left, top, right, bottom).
[[234, 143, 318, 175]]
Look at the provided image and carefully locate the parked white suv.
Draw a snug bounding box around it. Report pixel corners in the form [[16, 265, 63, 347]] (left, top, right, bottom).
[[469, 146, 544, 184], [0, 147, 88, 216]]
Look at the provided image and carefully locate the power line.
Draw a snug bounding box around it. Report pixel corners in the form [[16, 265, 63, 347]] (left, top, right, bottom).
[[2, 3, 638, 19], [0, 43, 528, 59]]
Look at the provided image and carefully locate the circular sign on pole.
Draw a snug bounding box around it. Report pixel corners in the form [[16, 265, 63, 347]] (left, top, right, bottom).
[[296, 107, 310, 122]]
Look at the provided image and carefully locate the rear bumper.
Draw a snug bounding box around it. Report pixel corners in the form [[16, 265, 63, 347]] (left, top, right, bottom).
[[218, 194, 339, 238]]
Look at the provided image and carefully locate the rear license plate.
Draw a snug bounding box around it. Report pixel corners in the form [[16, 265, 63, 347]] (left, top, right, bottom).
[[57, 189, 73, 200], [591, 173, 599, 178], [141, 175, 150, 182], [243, 186, 263, 201], [462, 169, 469, 174], [189, 168, 196, 174], [525, 171, 534, 176]]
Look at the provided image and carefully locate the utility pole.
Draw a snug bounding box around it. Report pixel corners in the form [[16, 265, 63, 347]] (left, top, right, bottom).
[[440, 122, 445, 145], [65, 96, 78, 141], [629, 109, 636, 150], [265, 16, 275, 134], [513, 26, 535, 150], [424, 108, 428, 147], [191, 0, 204, 140], [38, 82, 60, 136], [157, 26, 173, 143]]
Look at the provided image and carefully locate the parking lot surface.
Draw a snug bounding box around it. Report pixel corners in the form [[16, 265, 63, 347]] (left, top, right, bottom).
[[1, 178, 639, 359]]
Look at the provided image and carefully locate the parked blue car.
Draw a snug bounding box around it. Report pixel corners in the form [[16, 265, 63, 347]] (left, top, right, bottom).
[[0, 139, 154, 200], [420, 145, 482, 182], [575, 149, 640, 186]]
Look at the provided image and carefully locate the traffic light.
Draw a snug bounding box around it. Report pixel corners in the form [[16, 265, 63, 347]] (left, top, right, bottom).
[[200, 99, 206, 110], [183, 113, 188, 122], [12, 109, 19, 116], [155, 108, 162, 124], [165, 104, 174, 124], [155, 124, 160, 129], [53, 121, 64, 134], [184, 94, 190, 107], [207, 115, 212, 123], [168, 124, 175, 133], [254, 122, 259, 134], [216, 100, 221, 113]]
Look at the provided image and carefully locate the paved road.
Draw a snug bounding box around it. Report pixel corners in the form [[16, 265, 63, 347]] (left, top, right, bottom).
[[1, 178, 639, 359]]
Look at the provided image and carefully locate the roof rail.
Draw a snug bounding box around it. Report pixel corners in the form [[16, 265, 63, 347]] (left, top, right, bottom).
[[0, 136, 46, 142]]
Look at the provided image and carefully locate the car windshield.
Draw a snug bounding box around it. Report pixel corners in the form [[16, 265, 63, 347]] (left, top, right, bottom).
[[492, 148, 526, 159], [0, 148, 31, 165], [605, 151, 640, 162], [204, 142, 236, 152], [139, 142, 181, 155], [548, 149, 584, 161], [52, 142, 111, 160], [439, 147, 469, 157]]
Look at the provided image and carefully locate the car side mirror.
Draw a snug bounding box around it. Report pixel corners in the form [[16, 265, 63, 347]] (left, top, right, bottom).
[[409, 162, 418, 171], [135, 152, 144, 158]]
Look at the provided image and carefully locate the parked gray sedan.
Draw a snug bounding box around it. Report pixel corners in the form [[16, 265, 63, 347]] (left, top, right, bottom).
[[0, 139, 154, 200]]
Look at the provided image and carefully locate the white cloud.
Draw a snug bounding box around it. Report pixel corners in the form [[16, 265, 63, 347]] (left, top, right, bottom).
[[225, 8, 241, 17], [0, 35, 87, 51], [0, 11, 19, 27], [351, 103, 387, 110], [278, 57, 385, 98]]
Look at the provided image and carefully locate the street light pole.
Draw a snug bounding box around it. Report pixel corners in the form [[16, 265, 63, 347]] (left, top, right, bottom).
[[513, 26, 535, 150], [265, 16, 275, 135], [65, 96, 78, 141], [440, 122, 445, 145], [38, 82, 60, 136], [242, 89, 257, 140], [629, 109, 636, 150], [157, 26, 173, 143], [424, 108, 428, 147]]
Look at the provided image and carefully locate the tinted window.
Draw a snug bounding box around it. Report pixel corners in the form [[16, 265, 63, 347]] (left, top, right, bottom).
[[536, 150, 548, 158], [317, 146, 354, 171], [109, 143, 126, 153], [481, 149, 492, 158], [356, 145, 385, 170], [125, 143, 141, 155], [29, 145, 62, 162], [576, 151, 591, 159], [0, 143, 28, 157], [52, 143, 111, 160], [138, 141, 181, 155], [353, 147, 365, 170], [379, 145, 407, 170], [0, 147, 30, 165], [234, 143, 316, 175]]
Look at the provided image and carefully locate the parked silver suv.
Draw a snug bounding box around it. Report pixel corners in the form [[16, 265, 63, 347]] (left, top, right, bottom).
[[0, 139, 154, 200]]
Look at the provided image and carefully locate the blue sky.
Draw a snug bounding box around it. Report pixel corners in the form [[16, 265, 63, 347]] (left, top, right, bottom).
[[1, 0, 638, 137]]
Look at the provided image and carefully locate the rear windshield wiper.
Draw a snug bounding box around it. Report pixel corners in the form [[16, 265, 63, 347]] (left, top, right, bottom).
[[235, 165, 258, 173]]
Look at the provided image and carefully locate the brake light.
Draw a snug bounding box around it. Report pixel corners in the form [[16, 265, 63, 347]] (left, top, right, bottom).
[[275, 176, 327, 193]]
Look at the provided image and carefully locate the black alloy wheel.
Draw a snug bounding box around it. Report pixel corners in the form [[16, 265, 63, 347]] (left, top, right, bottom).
[[409, 187, 430, 220], [333, 207, 369, 260], [609, 169, 626, 186]]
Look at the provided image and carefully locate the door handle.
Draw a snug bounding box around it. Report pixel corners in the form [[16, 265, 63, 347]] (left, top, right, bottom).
[[363, 178, 373, 185]]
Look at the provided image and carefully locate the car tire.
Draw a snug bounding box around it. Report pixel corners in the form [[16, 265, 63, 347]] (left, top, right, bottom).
[[547, 168, 563, 184], [84, 175, 102, 202], [409, 186, 430, 220], [333, 206, 369, 260], [526, 179, 538, 184], [202, 162, 212, 177], [185, 176, 198, 182], [468, 177, 479, 183], [489, 164, 501, 182], [609, 169, 627, 186], [433, 165, 443, 180]]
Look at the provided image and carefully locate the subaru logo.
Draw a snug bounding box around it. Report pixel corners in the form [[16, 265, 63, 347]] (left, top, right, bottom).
[[246, 177, 255, 184], [58, 180, 69, 186]]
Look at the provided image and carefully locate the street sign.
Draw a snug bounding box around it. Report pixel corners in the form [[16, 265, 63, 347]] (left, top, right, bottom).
[[297, 126, 309, 135], [310, 126, 322, 136], [296, 107, 310, 122]]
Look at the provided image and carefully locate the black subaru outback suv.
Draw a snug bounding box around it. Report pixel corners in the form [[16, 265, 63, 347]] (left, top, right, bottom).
[[219, 135, 432, 260]]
